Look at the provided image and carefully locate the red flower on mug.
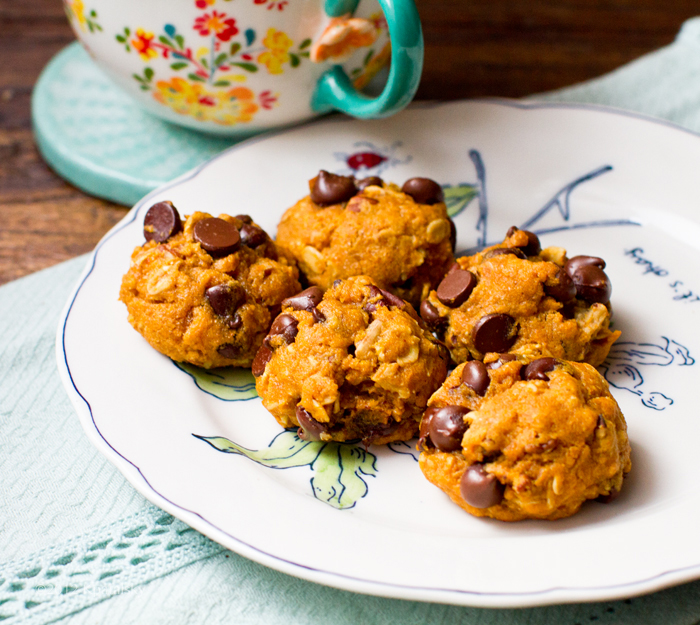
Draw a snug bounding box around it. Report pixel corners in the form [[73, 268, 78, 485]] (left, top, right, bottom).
[[195, 0, 215, 8], [254, 0, 289, 10], [258, 90, 278, 110], [194, 11, 238, 41]]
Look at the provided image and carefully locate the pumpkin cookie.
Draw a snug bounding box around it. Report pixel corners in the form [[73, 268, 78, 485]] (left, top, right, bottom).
[[419, 227, 619, 366], [120, 201, 301, 369], [275, 171, 456, 308], [418, 356, 631, 521], [253, 275, 449, 445]]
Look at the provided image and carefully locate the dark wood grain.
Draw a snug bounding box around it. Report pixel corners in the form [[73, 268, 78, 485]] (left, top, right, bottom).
[[0, 0, 697, 285]]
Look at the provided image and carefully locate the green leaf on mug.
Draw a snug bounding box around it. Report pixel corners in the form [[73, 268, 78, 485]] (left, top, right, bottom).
[[363, 49, 374, 67], [174, 34, 185, 49], [231, 62, 258, 73], [289, 53, 300, 68], [213, 80, 231, 87], [299, 38, 312, 50], [188, 73, 206, 82], [158, 35, 174, 47], [230, 42, 241, 56], [170, 62, 188, 70], [214, 53, 228, 68], [144, 67, 154, 80]]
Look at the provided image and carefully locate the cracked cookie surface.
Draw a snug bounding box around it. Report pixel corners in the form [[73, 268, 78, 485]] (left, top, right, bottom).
[[420, 227, 620, 366], [275, 173, 455, 308], [120, 204, 301, 369], [254, 275, 449, 445], [418, 356, 631, 521]]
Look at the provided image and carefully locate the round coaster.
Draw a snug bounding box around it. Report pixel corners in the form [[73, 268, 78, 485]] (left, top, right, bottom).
[[32, 43, 241, 206]]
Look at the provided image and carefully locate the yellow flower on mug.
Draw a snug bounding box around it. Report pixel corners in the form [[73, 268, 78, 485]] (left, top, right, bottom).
[[153, 77, 259, 125], [131, 28, 158, 61], [65, 0, 87, 30], [258, 28, 293, 74]]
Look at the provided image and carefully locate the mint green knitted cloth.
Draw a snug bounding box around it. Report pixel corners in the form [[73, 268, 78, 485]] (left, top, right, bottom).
[[5, 17, 700, 625]]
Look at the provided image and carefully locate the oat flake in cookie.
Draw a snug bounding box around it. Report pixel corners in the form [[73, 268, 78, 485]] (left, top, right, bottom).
[[253, 276, 449, 446], [120, 202, 301, 369], [274, 171, 456, 308], [420, 226, 620, 366], [418, 356, 631, 521]]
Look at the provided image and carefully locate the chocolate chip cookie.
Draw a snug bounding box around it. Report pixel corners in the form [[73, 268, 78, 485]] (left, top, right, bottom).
[[253, 275, 449, 445], [120, 201, 301, 369], [419, 227, 619, 366], [274, 171, 456, 308], [418, 356, 631, 521]]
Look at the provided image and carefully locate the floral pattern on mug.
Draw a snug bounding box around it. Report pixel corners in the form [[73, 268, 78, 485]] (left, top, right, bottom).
[[114, 11, 314, 125], [63, 0, 102, 33], [71, 0, 388, 127], [254, 0, 290, 11], [152, 78, 264, 125]]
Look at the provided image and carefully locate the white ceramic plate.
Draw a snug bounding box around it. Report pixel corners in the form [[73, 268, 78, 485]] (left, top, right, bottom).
[[57, 100, 700, 608]]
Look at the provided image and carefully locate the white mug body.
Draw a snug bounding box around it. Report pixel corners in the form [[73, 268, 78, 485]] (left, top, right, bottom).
[[64, 0, 390, 136]]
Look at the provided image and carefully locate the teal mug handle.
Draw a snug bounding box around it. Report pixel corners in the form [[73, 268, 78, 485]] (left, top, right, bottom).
[[311, 0, 423, 119]]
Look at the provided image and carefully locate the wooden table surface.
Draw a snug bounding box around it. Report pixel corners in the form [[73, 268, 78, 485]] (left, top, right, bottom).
[[1, 0, 697, 286]]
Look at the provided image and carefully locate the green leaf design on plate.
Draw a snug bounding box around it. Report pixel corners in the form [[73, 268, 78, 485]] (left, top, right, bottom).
[[174, 362, 257, 401], [195, 430, 377, 509], [443, 183, 479, 218]]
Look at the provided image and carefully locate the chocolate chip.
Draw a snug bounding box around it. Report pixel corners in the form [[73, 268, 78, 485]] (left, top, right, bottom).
[[460, 464, 504, 508], [436, 269, 477, 307], [461, 361, 490, 395], [205, 284, 243, 318], [364, 285, 387, 313], [332, 279, 343, 288], [234, 214, 253, 224], [310, 170, 357, 206], [239, 223, 267, 248], [282, 286, 324, 311], [193, 217, 241, 256], [418, 409, 435, 451], [401, 177, 444, 205], [217, 344, 239, 359], [356, 176, 383, 191], [364, 286, 404, 313], [311, 307, 326, 323], [570, 264, 612, 304], [228, 313, 242, 330], [596, 488, 620, 504], [472, 313, 517, 354], [268, 314, 298, 344], [506, 226, 541, 256], [296, 405, 327, 441], [379, 289, 405, 309], [419, 300, 446, 332], [426, 405, 470, 452], [521, 357, 558, 381], [485, 353, 517, 370], [483, 247, 526, 260], [544, 268, 576, 302], [362, 419, 401, 446], [252, 345, 273, 377], [564, 255, 606, 276], [449, 219, 457, 251], [144, 201, 182, 243]]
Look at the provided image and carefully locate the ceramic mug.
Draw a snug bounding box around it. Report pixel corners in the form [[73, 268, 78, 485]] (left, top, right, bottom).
[[63, 0, 423, 136]]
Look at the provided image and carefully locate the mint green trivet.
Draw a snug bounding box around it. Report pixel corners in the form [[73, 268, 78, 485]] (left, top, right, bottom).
[[32, 43, 240, 206]]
